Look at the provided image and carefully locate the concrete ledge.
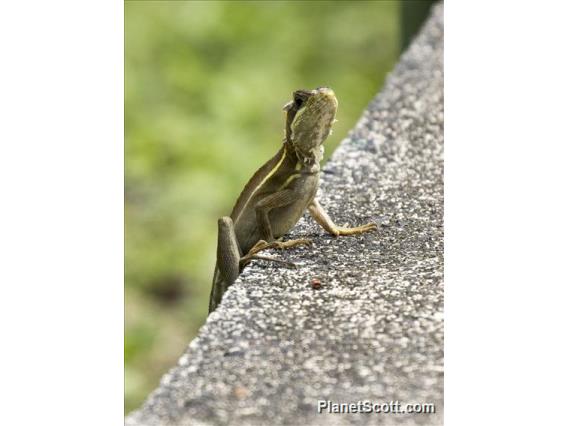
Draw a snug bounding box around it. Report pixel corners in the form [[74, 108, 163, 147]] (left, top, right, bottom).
[[127, 4, 443, 425]]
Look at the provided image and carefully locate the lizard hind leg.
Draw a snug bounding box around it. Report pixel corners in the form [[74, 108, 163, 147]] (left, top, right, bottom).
[[209, 216, 242, 313]]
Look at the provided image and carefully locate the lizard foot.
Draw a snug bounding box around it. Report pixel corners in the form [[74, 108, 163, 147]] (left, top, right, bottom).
[[248, 238, 312, 256], [270, 238, 312, 250], [240, 238, 311, 267], [331, 222, 378, 236]]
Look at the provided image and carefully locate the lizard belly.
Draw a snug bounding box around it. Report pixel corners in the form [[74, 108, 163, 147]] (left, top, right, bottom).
[[270, 173, 319, 238]]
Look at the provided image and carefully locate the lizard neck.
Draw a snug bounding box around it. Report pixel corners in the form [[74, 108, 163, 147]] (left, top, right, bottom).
[[284, 138, 322, 174]]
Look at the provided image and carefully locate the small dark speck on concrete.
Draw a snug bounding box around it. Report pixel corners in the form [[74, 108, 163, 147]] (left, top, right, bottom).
[[311, 278, 322, 290], [126, 3, 444, 426]]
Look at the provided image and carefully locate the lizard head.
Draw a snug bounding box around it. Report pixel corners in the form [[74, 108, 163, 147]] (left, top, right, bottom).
[[283, 87, 338, 163]]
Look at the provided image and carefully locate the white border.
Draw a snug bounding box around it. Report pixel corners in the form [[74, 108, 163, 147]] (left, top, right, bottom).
[[1, 1, 568, 425], [446, 1, 568, 425], [0, 2, 123, 424]]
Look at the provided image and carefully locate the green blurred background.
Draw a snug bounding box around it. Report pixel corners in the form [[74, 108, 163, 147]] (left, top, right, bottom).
[[125, 0, 433, 413]]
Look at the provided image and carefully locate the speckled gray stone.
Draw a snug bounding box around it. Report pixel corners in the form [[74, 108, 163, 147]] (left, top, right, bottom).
[[126, 4, 444, 426]]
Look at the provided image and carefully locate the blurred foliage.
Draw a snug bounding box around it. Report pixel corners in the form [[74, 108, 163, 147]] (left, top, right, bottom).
[[125, 0, 400, 413]]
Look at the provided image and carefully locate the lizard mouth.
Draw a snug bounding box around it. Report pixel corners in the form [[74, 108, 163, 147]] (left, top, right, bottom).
[[316, 86, 334, 95], [314, 87, 338, 111]]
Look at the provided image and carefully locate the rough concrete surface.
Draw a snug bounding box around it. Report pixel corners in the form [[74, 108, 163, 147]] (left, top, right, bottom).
[[127, 4, 444, 425]]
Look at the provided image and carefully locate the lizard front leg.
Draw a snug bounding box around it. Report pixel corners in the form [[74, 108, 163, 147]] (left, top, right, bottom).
[[308, 198, 377, 236]]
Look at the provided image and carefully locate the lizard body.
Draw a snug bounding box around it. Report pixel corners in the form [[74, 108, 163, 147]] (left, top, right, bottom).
[[208, 87, 376, 313]]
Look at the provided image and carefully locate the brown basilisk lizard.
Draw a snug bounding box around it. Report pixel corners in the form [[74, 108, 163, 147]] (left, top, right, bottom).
[[208, 87, 377, 313]]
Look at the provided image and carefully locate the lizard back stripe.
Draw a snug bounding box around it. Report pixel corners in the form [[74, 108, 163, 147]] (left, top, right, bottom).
[[232, 147, 288, 227]]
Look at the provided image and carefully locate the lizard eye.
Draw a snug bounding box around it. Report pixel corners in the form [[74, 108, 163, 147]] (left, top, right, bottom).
[[292, 89, 311, 109]]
